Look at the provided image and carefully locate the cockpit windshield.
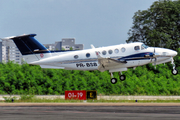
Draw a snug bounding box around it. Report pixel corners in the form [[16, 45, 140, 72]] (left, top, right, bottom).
[[141, 44, 148, 50]]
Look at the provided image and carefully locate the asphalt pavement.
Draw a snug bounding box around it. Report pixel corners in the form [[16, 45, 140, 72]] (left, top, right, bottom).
[[0, 103, 180, 120]]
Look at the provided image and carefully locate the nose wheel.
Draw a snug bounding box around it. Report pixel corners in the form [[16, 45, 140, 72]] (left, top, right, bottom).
[[172, 69, 178, 75]]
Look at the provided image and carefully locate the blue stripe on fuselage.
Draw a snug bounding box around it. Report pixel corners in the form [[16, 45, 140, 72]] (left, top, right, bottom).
[[118, 52, 153, 61]]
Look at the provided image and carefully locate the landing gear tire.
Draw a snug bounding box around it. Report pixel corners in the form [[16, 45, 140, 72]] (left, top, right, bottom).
[[111, 78, 117, 84], [120, 75, 126, 81], [172, 69, 178, 75]]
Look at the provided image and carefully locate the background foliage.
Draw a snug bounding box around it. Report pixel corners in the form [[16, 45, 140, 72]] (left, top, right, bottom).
[[0, 48, 179, 95], [126, 0, 180, 50]]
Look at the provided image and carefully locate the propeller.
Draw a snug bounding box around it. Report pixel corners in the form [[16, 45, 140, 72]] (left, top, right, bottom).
[[143, 43, 159, 69], [153, 47, 157, 69], [154, 58, 157, 69]]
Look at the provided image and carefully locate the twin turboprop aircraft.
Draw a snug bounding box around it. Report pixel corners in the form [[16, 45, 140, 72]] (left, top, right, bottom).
[[1, 34, 178, 84]]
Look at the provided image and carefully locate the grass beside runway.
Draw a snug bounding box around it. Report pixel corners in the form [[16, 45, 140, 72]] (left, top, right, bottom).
[[1, 95, 180, 103]]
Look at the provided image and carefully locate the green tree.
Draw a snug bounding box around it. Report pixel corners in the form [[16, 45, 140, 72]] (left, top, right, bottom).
[[61, 47, 65, 50], [70, 47, 73, 50], [126, 0, 180, 50]]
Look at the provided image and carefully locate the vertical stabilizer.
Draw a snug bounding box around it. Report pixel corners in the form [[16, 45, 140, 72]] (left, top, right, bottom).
[[2, 34, 52, 63]]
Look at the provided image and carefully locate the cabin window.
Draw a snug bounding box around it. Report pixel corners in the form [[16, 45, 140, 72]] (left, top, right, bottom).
[[74, 55, 78, 59], [102, 50, 107, 55], [86, 53, 90, 58], [114, 49, 119, 53], [108, 50, 113, 54], [121, 47, 126, 52], [134, 46, 140, 51]]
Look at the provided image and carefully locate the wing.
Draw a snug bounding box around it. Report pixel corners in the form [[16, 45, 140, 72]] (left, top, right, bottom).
[[95, 51, 127, 72]]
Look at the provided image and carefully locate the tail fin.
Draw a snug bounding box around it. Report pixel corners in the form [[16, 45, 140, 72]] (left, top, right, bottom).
[[4, 34, 51, 63]]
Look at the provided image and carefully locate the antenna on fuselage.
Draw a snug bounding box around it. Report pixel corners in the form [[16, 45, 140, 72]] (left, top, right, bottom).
[[91, 44, 95, 49]]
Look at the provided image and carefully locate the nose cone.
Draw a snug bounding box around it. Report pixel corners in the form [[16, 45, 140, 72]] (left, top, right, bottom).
[[154, 47, 178, 57], [171, 50, 178, 57]]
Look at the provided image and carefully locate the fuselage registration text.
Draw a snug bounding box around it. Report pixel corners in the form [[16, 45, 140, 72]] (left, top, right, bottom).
[[76, 63, 97, 67]]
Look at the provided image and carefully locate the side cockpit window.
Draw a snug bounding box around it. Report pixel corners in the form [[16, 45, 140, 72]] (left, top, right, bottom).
[[134, 46, 140, 51], [141, 45, 145, 50], [141, 44, 148, 50]]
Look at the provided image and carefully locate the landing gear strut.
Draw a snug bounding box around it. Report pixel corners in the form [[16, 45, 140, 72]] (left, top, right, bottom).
[[171, 57, 178, 75], [110, 73, 117, 84]]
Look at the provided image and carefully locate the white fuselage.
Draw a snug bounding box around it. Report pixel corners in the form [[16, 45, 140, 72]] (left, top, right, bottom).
[[29, 42, 177, 72]]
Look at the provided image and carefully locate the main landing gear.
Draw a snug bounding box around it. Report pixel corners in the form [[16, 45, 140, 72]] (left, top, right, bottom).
[[110, 72, 126, 84]]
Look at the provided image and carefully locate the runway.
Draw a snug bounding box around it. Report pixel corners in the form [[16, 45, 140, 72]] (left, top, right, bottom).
[[0, 103, 180, 120]]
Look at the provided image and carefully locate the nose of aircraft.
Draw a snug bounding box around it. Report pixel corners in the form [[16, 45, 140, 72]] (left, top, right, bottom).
[[167, 49, 177, 57], [154, 48, 178, 57], [171, 50, 178, 57]]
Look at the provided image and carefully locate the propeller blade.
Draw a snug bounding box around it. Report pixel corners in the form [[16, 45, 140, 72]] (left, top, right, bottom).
[[154, 58, 157, 69]]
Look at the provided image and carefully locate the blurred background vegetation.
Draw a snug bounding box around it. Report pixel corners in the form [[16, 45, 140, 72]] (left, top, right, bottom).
[[0, 48, 179, 95]]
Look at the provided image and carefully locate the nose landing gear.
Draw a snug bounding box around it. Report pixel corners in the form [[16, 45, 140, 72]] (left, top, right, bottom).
[[171, 57, 178, 75]]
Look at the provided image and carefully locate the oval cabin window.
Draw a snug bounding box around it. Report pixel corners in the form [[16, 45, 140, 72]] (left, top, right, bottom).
[[102, 50, 107, 55], [134, 46, 140, 51], [121, 47, 126, 52], [74, 55, 78, 59], [114, 49, 119, 53], [108, 50, 113, 54], [86, 53, 90, 58]]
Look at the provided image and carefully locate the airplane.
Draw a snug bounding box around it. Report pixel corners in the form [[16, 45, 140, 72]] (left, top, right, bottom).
[[1, 34, 178, 84]]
